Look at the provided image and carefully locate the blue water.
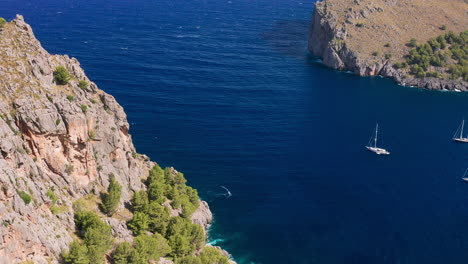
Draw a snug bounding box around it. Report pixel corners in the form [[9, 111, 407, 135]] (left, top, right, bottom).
[[3, 0, 468, 263]]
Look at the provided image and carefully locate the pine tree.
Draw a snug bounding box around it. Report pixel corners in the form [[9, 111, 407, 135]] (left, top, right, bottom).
[[128, 212, 149, 235], [63, 241, 89, 264], [112, 242, 135, 264], [101, 174, 122, 216]]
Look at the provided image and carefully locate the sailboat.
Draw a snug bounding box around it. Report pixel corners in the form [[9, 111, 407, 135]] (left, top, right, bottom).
[[462, 168, 468, 182], [366, 123, 390, 155], [453, 119, 468, 143]]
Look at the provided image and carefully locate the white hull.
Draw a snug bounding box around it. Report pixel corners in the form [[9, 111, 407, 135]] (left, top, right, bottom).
[[366, 146, 390, 155], [462, 177, 468, 182], [453, 138, 468, 143]]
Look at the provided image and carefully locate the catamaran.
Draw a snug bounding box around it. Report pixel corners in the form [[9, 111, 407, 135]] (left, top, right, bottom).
[[366, 123, 390, 155], [453, 119, 468, 143]]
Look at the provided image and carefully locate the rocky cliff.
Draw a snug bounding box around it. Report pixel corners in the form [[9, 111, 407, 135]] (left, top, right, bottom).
[[0, 15, 235, 264], [308, 0, 467, 90]]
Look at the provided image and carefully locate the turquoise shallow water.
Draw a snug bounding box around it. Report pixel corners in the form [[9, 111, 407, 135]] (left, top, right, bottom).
[[3, 0, 468, 263]]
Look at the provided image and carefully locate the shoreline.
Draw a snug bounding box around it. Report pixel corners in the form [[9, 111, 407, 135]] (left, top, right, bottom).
[[308, 53, 468, 92], [307, 0, 467, 91]]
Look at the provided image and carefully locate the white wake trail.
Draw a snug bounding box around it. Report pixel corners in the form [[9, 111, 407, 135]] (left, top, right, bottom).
[[220, 186, 232, 198]]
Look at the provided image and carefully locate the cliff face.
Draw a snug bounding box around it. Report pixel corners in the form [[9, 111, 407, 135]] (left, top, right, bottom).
[[0, 15, 233, 264], [308, 0, 467, 90]]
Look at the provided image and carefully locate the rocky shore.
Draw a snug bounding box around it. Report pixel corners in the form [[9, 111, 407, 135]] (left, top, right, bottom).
[[308, 0, 467, 90], [0, 15, 235, 264]]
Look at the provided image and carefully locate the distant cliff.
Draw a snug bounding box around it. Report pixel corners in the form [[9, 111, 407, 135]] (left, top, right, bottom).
[[0, 15, 235, 264], [308, 0, 467, 90]]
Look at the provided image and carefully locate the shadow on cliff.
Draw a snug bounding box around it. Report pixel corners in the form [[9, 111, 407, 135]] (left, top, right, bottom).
[[261, 20, 310, 58]]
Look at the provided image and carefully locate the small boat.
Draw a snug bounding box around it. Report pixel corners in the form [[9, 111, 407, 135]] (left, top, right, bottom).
[[462, 169, 468, 182], [452, 119, 468, 143], [366, 123, 390, 155]]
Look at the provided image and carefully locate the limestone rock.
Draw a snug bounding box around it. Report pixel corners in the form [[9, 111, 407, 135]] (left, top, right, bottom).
[[191, 201, 213, 232], [0, 15, 236, 264]]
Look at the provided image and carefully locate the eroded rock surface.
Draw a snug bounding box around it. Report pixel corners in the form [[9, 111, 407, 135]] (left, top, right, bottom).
[[0, 15, 235, 264]]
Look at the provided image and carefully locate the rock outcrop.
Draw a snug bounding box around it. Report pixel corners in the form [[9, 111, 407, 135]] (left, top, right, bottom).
[[308, 0, 467, 90], [0, 15, 235, 264]]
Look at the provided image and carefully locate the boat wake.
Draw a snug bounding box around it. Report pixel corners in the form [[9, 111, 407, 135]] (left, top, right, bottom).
[[207, 238, 225, 246], [220, 186, 232, 198]]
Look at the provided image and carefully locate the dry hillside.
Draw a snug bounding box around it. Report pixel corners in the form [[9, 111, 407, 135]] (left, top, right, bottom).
[[308, 0, 468, 90]]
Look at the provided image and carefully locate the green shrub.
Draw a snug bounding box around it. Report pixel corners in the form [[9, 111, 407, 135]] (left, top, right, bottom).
[[78, 80, 88, 89], [119, 164, 207, 260], [128, 211, 149, 235], [177, 256, 202, 264], [50, 206, 58, 215], [198, 247, 230, 264], [449, 64, 468, 81], [410, 65, 426, 78], [408, 38, 418, 47], [54, 66, 71, 85], [112, 235, 171, 264], [385, 53, 392, 60], [166, 217, 205, 258], [148, 182, 166, 203], [134, 234, 171, 262], [384, 42, 390, 47], [83, 224, 113, 263], [88, 130, 96, 141], [72, 211, 113, 264], [185, 186, 199, 206], [427, 71, 442, 78], [169, 234, 192, 258], [0, 17, 6, 28], [101, 174, 122, 216], [147, 202, 170, 235], [428, 39, 441, 50], [74, 211, 103, 231], [18, 190, 32, 204], [80, 104, 87, 114], [66, 95, 74, 101], [146, 164, 165, 186], [174, 247, 231, 264], [180, 200, 197, 219], [371, 51, 379, 56], [131, 190, 149, 212], [62, 240, 88, 264], [46, 189, 58, 204], [440, 25, 446, 30], [404, 30, 468, 79], [112, 242, 136, 264], [355, 22, 364, 27]]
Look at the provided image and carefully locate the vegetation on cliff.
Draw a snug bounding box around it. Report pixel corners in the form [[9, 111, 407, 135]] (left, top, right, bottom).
[[401, 31, 468, 81], [53, 65, 71, 85], [62, 164, 230, 264], [0, 17, 6, 28], [63, 211, 113, 264], [101, 174, 122, 216], [0, 16, 235, 264], [308, 0, 467, 89], [127, 165, 207, 260]]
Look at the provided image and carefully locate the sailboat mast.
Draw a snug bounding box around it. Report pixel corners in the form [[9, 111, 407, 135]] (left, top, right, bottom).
[[461, 120, 465, 139], [374, 124, 378, 148]]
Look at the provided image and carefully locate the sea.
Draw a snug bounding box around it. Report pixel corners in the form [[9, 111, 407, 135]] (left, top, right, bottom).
[[2, 0, 468, 263]]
